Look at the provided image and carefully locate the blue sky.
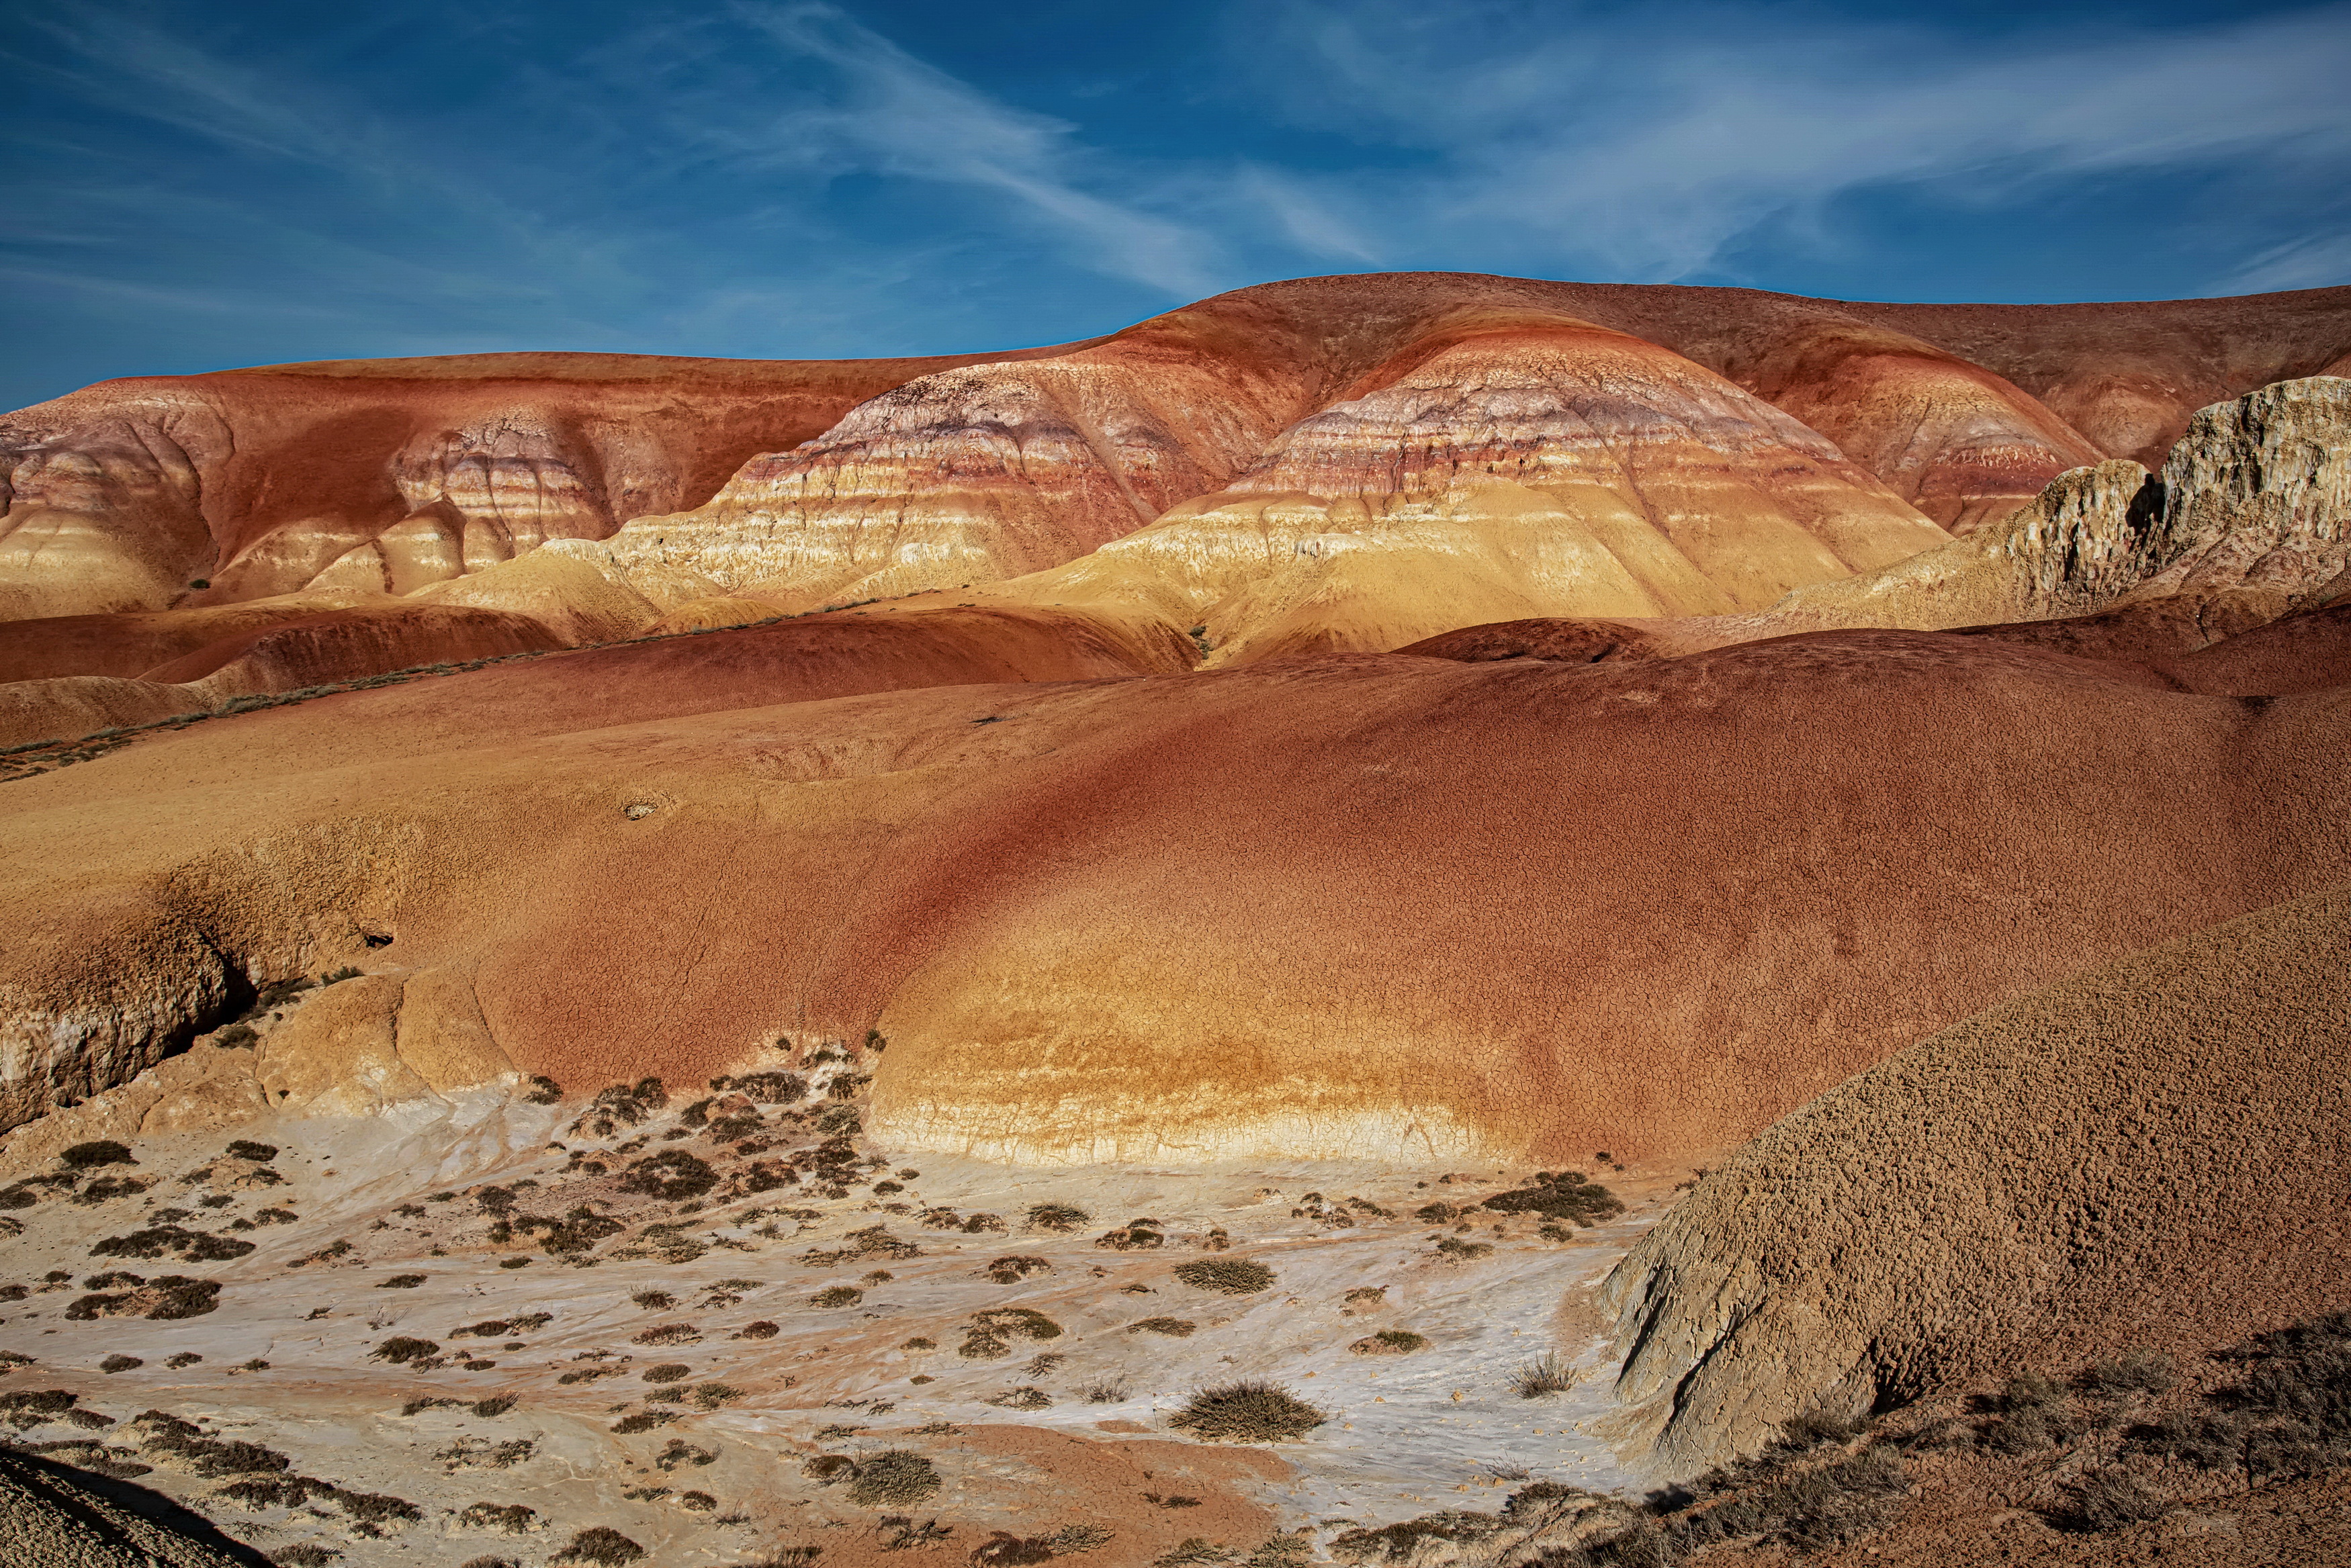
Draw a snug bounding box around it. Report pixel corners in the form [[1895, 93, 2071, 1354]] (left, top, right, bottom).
[[5, 0, 2349, 409]]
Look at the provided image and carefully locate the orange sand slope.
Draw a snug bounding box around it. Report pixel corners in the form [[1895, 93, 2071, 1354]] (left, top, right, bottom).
[[3, 606, 2345, 1152]]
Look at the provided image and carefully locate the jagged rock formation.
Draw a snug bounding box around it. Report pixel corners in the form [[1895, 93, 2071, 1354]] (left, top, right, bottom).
[[1707, 375, 2351, 653], [1599, 883, 2351, 1474]]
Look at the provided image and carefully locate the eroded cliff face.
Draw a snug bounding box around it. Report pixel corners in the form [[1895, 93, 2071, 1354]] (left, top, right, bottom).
[[1765, 377, 2351, 644], [0, 395, 228, 620]]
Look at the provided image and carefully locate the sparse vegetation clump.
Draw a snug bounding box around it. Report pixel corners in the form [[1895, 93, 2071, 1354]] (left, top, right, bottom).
[[987, 1386, 1053, 1410], [371, 1336, 440, 1365], [846, 1448, 940, 1507], [573, 1078, 669, 1138], [983, 1254, 1053, 1284], [1129, 1317, 1197, 1337], [1173, 1258, 1276, 1295], [225, 1140, 279, 1162], [2128, 1311, 2350, 1483], [460, 1502, 539, 1534], [633, 1322, 701, 1345], [809, 1286, 864, 1309], [1169, 1381, 1327, 1443], [66, 1275, 221, 1320], [1351, 1330, 1427, 1355], [1095, 1218, 1165, 1250], [1480, 1169, 1625, 1228], [1026, 1202, 1089, 1232], [618, 1150, 718, 1201], [60, 1140, 136, 1168], [89, 1224, 254, 1263], [1513, 1353, 1574, 1397], [553, 1526, 646, 1565]]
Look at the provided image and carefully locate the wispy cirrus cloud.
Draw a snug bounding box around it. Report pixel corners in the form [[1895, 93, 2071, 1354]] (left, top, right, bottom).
[[718, 3, 1224, 297], [1, 0, 2344, 410], [1243, 0, 2351, 287]]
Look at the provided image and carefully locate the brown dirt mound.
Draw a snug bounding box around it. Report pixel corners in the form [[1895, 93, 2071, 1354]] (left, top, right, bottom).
[[1601, 882, 2351, 1473]]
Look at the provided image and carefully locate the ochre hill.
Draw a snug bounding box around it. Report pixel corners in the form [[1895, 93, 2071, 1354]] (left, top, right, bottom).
[[2, 609, 2344, 1154], [5, 276, 2345, 711]]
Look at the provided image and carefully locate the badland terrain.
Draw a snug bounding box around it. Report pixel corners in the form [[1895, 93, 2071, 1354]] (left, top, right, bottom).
[[0, 273, 2346, 1568]]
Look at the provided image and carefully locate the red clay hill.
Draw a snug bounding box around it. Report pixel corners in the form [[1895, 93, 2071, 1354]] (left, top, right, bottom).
[[3, 277, 2345, 712]]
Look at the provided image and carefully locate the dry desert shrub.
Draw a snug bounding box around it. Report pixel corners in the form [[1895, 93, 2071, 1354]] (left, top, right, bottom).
[[99, 1354, 143, 1373], [60, 1140, 136, 1168], [641, 1364, 691, 1383], [1511, 1354, 1574, 1398], [633, 1322, 701, 1345], [631, 1290, 675, 1309], [376, 1274, 425, 1289], [2056, 1466, 2174, 1532], [1349, 1330, 1425, 1356], [2127, 1309, 2351, 1485], [1083, 1381, 1130, 1403], [846, 1448, 941, 1507], [986, 1386, 1053, 1410], [736, 1320, 780, 1340], [809, 1286, 864, 1309], [1169, 1381, 1327, 1443], [983, 1254, 1053, 1284], [1129, 1317, 1197, 1337], [1173, 1258, 1275, 1295], [459, 1501, 539, 1533], [1026, 1203, 1090, 1232], [1095, 1219, 1165, 1250], [552, 1526, 646, 1565], [371, 1336, 439, 1365]]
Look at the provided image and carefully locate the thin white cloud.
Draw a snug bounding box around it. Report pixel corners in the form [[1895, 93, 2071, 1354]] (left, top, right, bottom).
[[2223, 231, 2351, 294], [728, 3, 1224, 297], [1252, 0, 2351, 288]]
